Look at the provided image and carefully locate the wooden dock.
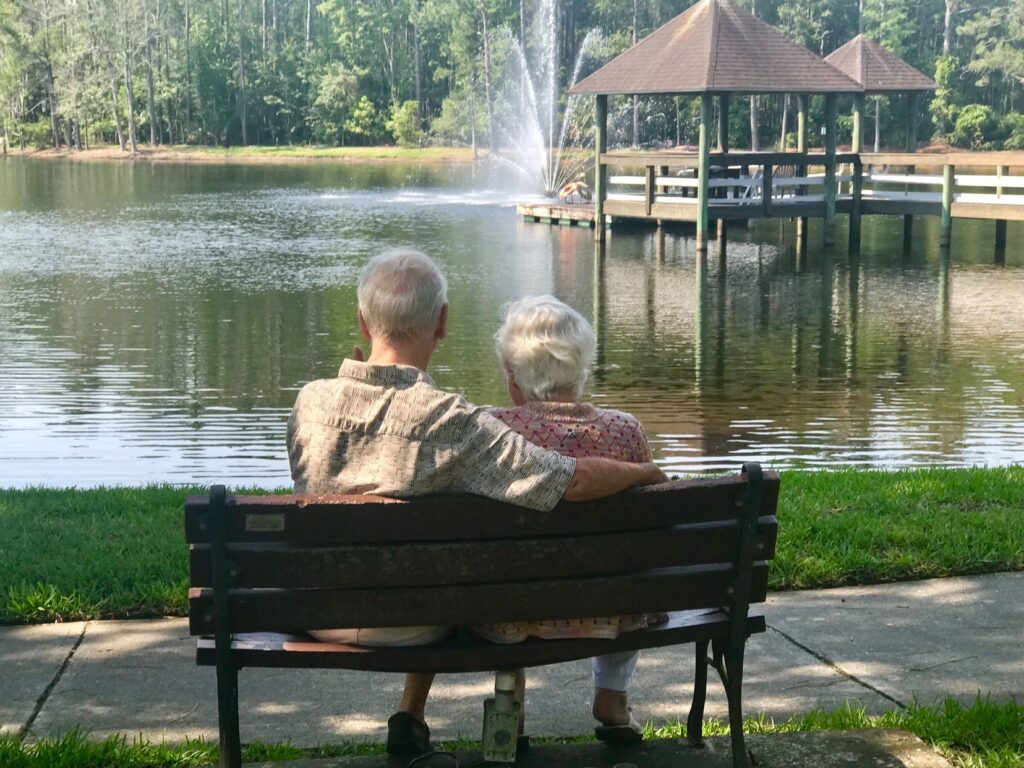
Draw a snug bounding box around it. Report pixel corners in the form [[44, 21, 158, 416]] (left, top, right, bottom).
[[520, 150, 1024, 251], [516, 201, 595, 227]]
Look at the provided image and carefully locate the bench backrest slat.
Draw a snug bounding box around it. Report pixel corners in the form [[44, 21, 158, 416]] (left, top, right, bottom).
[[186, 471, 779, 637], [189, 518, 778, 590], [188, 562, 771, 634], [184, 474, 779, 545]]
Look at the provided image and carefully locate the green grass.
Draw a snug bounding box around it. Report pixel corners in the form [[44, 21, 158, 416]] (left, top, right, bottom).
[[770, 467, 1024, 590], [2, 467, 1024, 624], [0, 698, 1020, 768]]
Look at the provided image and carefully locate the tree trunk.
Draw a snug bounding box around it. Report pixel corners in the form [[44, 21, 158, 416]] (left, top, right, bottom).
[[413, 22, 423, 120], [779, 94, 788, 150], [305, 0, 312, 45], [631, 0, 639, 147], [46, 61, 61, 149], [262, 0, 267, 56], [481, 9, 495, 154], [750, 95, 759, 150], [238, 0, 248, 146], [124, 47, 139, 156], [185, 0, 192, 138], [107, 59, 127, 152], [943, 0, 956, 55], [145, 10, 158, 145], [874, 96, 881, 152]]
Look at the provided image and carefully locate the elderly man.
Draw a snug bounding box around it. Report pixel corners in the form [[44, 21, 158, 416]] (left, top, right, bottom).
[[287, 249, 667, 755]]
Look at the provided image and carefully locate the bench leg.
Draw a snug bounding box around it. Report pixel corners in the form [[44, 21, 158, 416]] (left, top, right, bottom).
[[723, 643, 750, 768], [216, 661, 242, 768], [686, 639, 709, 747]]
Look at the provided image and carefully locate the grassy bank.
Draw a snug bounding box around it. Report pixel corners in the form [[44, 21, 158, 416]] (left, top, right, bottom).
[[1, 698, 1020, 768], [4, 144, 479, 164], [2, 467, 1023, 625]]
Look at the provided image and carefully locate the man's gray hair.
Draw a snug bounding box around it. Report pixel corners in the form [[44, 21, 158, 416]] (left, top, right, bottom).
[[358, 249, 449, 339], [495, 295, 597, 401]]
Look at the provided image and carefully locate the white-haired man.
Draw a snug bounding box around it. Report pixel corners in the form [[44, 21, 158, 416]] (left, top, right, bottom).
[[287, 249, 667, 756]]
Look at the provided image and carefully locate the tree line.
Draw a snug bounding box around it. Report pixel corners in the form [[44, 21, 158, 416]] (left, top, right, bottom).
[[0, 0, 1021, 155]]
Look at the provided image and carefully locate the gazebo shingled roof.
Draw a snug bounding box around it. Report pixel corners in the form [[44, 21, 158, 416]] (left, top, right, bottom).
[[824, 35, 936, 93], [569, 0, 861, 96]]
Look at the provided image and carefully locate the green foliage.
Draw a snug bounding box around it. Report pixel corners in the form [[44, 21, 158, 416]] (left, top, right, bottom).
[[344, 95, 385, 145], [930, 55, 961, 140], [21, 118, 53, 149], [308, 62, 360, 144], [951, 104, 995, 149], [386, 100, 424, 147], [0, 0, 1021, 150], [999, 113, 1024, 150]]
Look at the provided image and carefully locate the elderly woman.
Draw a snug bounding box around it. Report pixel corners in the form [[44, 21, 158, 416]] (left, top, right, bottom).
[[476, 294, 658, 742]]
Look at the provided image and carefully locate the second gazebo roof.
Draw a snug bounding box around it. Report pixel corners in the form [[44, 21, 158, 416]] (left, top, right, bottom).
[[824, 35, 937, 93], [569, 0, 861, 96]]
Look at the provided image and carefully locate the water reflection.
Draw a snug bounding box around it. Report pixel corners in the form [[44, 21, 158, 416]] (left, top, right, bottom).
[[1, 159, 1022, 486]]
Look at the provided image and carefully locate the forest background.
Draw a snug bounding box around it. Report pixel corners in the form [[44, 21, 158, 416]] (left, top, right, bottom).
[[0, 0, 1021, 157]]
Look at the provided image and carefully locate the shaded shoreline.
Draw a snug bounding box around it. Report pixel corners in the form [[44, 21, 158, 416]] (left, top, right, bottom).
[[2, 144, 481, 165]]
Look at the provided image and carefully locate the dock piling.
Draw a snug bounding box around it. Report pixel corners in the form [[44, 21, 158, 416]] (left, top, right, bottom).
[[823, 94, 838, 246], [594, 95, 608, 243], [940, 163, 954, 247], [696, 94, 712, 253]]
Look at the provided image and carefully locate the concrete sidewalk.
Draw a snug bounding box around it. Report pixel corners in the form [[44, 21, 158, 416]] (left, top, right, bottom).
[[1, 573, 1021, 747]]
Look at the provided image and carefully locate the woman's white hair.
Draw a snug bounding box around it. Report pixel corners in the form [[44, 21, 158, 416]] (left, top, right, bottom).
[[495, 295, 597, 401], [358, 249, 448, 339]]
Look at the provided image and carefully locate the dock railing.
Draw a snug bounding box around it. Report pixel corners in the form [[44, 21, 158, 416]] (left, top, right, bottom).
[[600, 151, 857, 222]]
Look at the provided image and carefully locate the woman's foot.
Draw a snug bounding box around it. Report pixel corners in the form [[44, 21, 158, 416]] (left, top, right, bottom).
[[593, 688, 643, 742], [592, 688, 631, 727]]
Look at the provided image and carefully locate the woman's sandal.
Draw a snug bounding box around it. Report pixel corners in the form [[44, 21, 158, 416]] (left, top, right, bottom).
[[594, 712, 643, 743]]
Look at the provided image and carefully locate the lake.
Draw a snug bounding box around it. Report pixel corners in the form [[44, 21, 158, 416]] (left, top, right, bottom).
[[1, 157, 1022, 487]]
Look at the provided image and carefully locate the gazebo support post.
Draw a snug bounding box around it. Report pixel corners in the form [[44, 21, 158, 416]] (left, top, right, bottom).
[[717, 93, 730, 241], [850, 94, 865, 244], [594, 95, 608, 243], [796, 94, 809, 241], [940, 163, 954, 247], [697, 93, 712, 253], [903, 92, 920, 246], [823, 93, 838, 246]]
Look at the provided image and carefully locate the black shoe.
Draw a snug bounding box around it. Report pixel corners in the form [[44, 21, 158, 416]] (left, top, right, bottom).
[[386, 711, 433, 755]]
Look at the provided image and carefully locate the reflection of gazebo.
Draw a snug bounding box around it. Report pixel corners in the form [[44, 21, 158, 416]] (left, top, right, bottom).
[[824, 34, 936, 154], [569, 0, 861, 250]]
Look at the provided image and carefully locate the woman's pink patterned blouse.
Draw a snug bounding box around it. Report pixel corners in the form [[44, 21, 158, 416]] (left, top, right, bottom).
[[475, 400, 655, 643]]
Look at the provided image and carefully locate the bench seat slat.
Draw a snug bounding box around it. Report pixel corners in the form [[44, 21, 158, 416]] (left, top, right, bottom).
[[184, 475, 780, 545], [189, 518, 779, 589], [195, 609, 766, 674], [189, 562, 770, 634]]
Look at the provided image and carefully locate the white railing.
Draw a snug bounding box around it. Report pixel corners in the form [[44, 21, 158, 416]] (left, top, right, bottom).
[[607, 167, 850, 206]]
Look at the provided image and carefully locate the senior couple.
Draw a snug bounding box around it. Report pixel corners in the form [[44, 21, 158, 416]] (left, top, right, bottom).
[[286, 249, 666, 755]]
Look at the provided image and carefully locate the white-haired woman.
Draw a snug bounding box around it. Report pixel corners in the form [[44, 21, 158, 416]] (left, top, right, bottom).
[[476, 294, 659, 742]]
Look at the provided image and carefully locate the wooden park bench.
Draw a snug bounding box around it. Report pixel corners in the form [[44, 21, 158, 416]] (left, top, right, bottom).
[[186, 463, 779, 768]]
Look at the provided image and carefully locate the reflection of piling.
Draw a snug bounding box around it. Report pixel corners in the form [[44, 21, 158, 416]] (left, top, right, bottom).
[[995, 165, 1008, 263]]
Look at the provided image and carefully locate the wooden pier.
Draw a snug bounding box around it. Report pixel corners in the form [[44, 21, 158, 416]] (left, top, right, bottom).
[[516, 201, 595, 227], [520, 149, 1024, 250]]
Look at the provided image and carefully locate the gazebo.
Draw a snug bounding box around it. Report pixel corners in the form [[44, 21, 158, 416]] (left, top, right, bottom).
[[825, 34, 937, 155], [825, 35, 937, 243], [569, 0, 862, 249]]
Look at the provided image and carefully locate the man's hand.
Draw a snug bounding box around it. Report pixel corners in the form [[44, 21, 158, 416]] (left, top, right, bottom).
[[563, 458, 668, 502]]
